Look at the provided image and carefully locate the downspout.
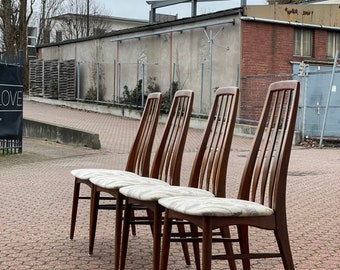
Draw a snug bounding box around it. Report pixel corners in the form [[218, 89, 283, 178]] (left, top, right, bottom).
[[170, 32, 173, 86]]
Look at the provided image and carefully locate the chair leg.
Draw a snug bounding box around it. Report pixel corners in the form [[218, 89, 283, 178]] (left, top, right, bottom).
[[176, 222, 191, 265], [237, 225, 250, 270], [70, 178, 80, 240], [220, 226, 237, 270], [119, 199, 132, 270], [160, 211, 173, 270], [115, 193, 124, 270], [202, 217, 212, 270], [275, 223, 295, 270], [89, 186, 100, 255], [152, 203, 163, 270], [190, 223, 201, 270], [130, 209, 137, 236]]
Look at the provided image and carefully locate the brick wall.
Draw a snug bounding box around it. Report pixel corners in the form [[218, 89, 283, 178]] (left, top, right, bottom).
[[239, 21, 330, 124], [240, 21, 293, 123]]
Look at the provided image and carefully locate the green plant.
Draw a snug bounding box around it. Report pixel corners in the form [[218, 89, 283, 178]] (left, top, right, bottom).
[[161, 81, 179, 113], [85, 86, 102, 101], [147, 77, 160, 93], [120, 80, 144, 107]]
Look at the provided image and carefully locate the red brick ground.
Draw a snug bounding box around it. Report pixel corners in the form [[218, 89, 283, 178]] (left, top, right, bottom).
[[0, 100, 339, 270]]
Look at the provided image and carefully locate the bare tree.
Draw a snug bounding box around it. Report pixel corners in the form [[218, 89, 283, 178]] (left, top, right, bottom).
[[0, 0, 35, 92], [56, 0, 111, 41], [0, 0, 19, 55], [36, 0, 64, 44], [0, 0, 35, 54]]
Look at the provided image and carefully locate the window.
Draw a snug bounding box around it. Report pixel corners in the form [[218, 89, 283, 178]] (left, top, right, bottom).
[[56, 31, 62, 42], [294, 28, 313, 57], [93, 28, 106, 37], [43, 30, 51, 44], [326, 31, 340, 58]]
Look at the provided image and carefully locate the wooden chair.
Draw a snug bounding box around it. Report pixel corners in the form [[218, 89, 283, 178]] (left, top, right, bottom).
[[89, 89, 194, 270], [159, 80, 300, 270], [119, 87, 239, 270], [69, 92, 162, 240]]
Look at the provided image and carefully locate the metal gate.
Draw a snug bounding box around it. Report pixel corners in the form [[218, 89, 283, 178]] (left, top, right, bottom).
[[293, 63, 340, 139]]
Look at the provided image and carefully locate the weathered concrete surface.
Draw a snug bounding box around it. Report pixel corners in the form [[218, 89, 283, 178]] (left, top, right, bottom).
[[23, 118, 101, 149]]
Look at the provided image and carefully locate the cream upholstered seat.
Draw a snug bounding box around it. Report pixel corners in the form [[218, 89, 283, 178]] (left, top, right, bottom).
[[159, 80, 300, 270], [120, 185, 214, 202], [90, 175, 170, 189], [69, 92, 162, 242], [159, 196, 274, 217], [71, 169, 136, 180], [119, 87, 239, 270]]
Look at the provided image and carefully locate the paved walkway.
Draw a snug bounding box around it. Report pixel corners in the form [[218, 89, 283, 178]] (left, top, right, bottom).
[[0, 100, 339, 270]]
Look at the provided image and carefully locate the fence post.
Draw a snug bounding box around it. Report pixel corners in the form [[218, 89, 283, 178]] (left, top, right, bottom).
[[319, 50, 338, 148], [118, 62, 121, 103], [77, 62, 81, 100], [96, 62, 100, 102], [200, 63, 204, 115]]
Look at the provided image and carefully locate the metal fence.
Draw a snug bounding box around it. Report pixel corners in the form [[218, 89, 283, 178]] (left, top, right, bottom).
[[29, 58, 340, 140], [75, 60, 340, 140], [74, 60, 234, 116]]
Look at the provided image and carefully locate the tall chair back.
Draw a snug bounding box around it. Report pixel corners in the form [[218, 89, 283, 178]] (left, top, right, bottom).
[[125, 92, 163, 176], [188, 87, 239, 197], [149, 90, 194, 185], [238, 80, 300, 214]]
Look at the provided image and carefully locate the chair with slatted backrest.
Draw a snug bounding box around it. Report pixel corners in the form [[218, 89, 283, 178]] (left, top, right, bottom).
[[159, 80, 300, 270], [69, 92, 162, 242], [89, 90, 194, 270], [119, 87, 239, 270]]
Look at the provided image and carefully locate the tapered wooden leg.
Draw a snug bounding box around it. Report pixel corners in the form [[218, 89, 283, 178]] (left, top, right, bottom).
[[275, 223, 295, 270], [190, 224, 201, 270], [177, 222, 191, 265], [70, 178, 80, 240], [160, 210, 173, 270], [237, 225, 250, 270], [152, 203, 163, 270], [119, 198, 132, 270], [115, 193, 125, 270], [202, 217, 212, 270], [89, 186, 100, 255], [220, 226, 237, 270], [130, 208, 137, 236]]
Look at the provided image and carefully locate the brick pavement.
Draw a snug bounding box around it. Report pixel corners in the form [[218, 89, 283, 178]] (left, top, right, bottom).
[[0, 100, 339, 269]]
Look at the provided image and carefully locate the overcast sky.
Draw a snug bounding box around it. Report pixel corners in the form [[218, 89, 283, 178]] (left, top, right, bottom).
[[99, 0, 267, 20]]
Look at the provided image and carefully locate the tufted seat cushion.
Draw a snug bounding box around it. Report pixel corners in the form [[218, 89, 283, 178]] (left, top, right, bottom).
[[119, 185, 215, 202], [158, 196, 274, 217], [71, 168, 137, 180], [89, 175, 169, 190]]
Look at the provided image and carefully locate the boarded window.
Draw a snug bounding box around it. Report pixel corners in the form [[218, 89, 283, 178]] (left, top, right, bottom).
[[294, 28, 312, 57], [326, 31, 340, 58]]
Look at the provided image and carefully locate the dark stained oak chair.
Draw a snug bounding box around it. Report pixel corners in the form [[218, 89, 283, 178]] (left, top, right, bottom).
[[69, 92, 162, 240], [89, 90, 194, 270], [159, 80, 300, 270], [119, 87, 239, 270]]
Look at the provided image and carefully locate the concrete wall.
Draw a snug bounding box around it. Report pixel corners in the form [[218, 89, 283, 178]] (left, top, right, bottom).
[[23, 118, 101, 149], [38, 12, 241, 115]]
